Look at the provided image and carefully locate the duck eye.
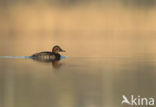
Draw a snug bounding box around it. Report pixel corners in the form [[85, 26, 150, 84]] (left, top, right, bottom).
[[55, 48, 59, 51]]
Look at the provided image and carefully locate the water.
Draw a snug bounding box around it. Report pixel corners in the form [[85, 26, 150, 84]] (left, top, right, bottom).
[[0, 51, 156, 107], [0, 2, 156, 107], [0, 56, 31, 59]]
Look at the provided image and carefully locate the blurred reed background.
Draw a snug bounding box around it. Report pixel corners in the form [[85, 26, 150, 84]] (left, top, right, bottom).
[[0, 0, 156, 57]]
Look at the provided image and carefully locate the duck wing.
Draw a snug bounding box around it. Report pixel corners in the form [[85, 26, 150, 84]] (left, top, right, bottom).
[[32, 51, 53, 57]]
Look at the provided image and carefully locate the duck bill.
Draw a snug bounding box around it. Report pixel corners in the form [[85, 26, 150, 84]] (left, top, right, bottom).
[[60, 49, 65, 52]]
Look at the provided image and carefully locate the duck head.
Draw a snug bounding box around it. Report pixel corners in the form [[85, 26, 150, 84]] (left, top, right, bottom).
[[52, 45, 65, 54]]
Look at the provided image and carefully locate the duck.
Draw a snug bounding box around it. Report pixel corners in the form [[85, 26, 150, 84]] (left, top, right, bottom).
[[32, 45, 65, 61]]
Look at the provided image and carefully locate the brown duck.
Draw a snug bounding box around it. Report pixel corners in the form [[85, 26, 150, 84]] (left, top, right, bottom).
[[32, 45, 65, 61]]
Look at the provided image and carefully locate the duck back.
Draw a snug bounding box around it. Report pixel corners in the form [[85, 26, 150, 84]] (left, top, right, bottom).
[[32, 51, 60, 61]]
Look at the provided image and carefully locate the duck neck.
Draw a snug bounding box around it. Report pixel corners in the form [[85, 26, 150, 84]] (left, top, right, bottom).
[[53, 53, 60, 60], [52, 51, 58, 55]]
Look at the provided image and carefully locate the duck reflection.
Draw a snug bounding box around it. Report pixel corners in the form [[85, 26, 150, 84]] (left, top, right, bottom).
[[32, 58, 64, 69], [31, 45, 66, 69], [52, 61, 63, 69]]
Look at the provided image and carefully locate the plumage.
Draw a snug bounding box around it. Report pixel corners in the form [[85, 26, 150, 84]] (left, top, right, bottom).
[[31, 45, 65, 62]]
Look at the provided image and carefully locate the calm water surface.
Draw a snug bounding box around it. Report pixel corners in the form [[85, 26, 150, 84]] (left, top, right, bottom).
[[0, 46, 156, 107]]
